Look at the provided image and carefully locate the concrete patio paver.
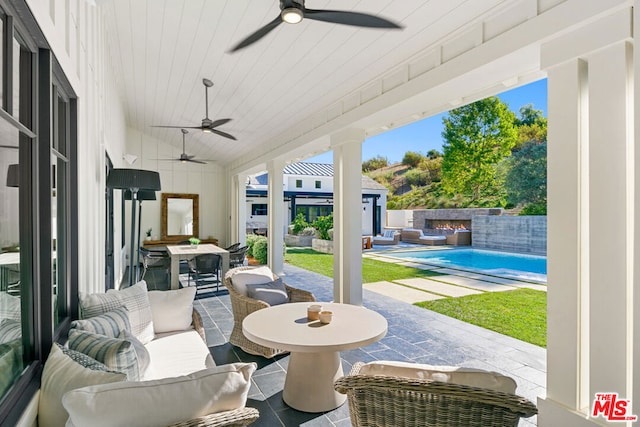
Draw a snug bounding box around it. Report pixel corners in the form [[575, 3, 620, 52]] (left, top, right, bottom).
[[364, 280, 443, 303], [395, 277, 483, 297], [428, 274, 518, 292]]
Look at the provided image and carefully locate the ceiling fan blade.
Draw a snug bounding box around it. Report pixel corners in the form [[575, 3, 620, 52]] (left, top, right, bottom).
[[304, 9, 402, 29], [229, 15, 283, 52], [151, 125, 203, 130], [155, 158, 181, 161], [0, 145, 18, 149], [186, 159, 207, 164], [210, 128, 237, 141], [209, 118, 232, 128]]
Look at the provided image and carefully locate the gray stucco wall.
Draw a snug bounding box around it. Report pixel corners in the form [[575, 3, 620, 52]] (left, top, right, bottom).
[[472, 215, 547, 255]]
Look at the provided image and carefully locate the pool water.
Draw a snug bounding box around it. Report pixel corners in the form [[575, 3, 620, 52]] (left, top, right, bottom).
[[388, 248, 547, 283]]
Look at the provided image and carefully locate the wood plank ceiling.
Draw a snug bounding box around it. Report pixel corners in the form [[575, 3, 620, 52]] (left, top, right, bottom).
[[102, 0, 512, 167]]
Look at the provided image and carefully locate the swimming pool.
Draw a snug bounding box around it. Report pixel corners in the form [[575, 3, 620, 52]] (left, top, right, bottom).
[[387, 248, 547, 283]]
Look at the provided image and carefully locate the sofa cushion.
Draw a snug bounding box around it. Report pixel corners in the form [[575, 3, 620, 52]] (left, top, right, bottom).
[[383, 230, 396, 238], [79, 281, 154, 344], [70, 306, 130, 338], [68, 329, 139, 381], [230, 266, 274, 296], [142, 329, 215, 381], [246, 278, 289, 306], [62, 363, 257, 427], [359, 361, 517, 394], [147, 286, 196, 334], [38, 343, 126, 427]]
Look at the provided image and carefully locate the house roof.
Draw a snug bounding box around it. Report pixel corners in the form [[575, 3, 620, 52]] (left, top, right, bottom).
[[283, 162, 333, 177]]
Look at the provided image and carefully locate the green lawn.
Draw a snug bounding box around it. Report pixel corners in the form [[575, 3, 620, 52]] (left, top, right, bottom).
[[415, 289, 547, 347], [284, 248, 444, 282]]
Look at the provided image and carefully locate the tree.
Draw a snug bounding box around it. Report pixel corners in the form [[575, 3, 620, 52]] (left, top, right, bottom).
[[362, 155, 388, 172], [426, 149, 441, 159], [402, 151, 424, 168], [505, 141, 547, 213], [441, 97, 518, 201], [514, 104, 547, 150]]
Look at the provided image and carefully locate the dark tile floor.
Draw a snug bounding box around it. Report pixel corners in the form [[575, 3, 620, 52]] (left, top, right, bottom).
[[190, 264, 545, 427]]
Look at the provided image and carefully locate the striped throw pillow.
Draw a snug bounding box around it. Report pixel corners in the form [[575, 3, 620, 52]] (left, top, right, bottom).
[[70, 306, 130, 338], [79, 281, 154, 344], [57, 344, 123, 374], [68, 329, 139, 381]]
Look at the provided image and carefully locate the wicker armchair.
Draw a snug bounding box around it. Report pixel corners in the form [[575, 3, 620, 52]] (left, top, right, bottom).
[[184, 308, 259, 426], [334, 362, 538, 427], [224, 266, 316, 358]]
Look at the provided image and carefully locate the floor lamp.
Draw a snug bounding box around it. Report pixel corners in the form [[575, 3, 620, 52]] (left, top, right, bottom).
[[107, 169, 161, 287], [125, 189, 156, 281]]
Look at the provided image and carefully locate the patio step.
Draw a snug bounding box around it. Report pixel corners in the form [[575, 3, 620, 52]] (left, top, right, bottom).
[[394, 278, 482, 297], [364, 281, 443, 303]]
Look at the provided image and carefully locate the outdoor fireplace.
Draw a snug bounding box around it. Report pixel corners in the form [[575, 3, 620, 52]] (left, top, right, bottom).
[[424, 219, 471, 234]]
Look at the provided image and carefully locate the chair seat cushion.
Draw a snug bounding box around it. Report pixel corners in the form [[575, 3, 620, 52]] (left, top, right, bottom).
[[358, 361, 517, 394], [62, 363, 257, 427], [246, 278, 289, 306], [230, 266, 274, 296], [142, 329, 215, 381]]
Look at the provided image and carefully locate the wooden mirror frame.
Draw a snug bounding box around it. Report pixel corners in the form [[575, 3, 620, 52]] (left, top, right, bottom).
[[161, 193, 199, 240]]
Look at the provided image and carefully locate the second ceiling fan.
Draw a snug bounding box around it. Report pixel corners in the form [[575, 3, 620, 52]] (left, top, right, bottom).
[[229, 0, 402, 52], [152, 78, 236, 140], [158, 129, 212, 165]]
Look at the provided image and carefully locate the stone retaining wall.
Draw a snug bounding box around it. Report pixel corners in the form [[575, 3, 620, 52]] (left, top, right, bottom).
[[472, 215, 547, 255]]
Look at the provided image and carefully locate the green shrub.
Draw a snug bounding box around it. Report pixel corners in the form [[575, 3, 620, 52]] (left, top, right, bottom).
[[520, 202, 547, 215], [402, 151, 425, 168], [290, 213, 309, 235], [362, 155, 389, 172], [252, 237, 268, 264], [245, 234, 262, 258], [312, 214, 334, 240]]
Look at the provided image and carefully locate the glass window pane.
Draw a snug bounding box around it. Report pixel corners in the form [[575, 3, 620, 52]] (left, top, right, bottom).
[[0, 127, 24, 401], [12, 35, 19, 119], [0, 14, 4, 109]]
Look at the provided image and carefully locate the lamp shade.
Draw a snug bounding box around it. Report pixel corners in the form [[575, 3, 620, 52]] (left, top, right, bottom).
[[124, 189, 156, 201], [6, 164, 19, 188], [106, 168, 161, 191]]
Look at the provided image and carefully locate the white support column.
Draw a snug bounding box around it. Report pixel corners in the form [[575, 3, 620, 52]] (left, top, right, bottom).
[[540, 12, 636, 426], [331, 129, 365, 305], [267, 159, 285, 276], [230, 173, 247, 246], [587, 41, 633, 403]]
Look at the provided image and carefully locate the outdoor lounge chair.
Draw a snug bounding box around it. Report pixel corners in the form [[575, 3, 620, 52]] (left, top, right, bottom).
[[446, 229, 472, 246], [372, 230, 400, 245], [400, 228, 447, 245], [224, 266, 316, 358], [335, 361, 538, 427]]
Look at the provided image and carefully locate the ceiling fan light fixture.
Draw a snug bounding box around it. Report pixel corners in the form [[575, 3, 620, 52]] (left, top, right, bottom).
[[282, 8, 303, 24], [202, 128, 212, 133]]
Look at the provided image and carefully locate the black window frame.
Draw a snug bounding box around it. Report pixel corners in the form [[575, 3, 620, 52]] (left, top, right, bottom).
[[0, 2, 77, 424], [295, 179, 302, 188], [315, 180, 321, 189], [251, 204, 268, 216]]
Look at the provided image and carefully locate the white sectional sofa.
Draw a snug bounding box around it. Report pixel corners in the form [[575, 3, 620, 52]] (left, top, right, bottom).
[[31, 281, 259, 427]]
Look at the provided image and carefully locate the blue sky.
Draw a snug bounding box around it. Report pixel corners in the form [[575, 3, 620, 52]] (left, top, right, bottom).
[[308, 78, 547, 164]]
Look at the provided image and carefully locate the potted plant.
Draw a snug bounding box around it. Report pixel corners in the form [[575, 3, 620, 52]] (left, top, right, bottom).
[[145, 228, 152, 241], [188, 237, 201, 247]]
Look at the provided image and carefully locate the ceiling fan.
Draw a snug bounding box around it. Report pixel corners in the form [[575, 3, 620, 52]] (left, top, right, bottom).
[[229, 0, 402, 53], [152, 79, 236, 140], [157, 129, 212, 165]]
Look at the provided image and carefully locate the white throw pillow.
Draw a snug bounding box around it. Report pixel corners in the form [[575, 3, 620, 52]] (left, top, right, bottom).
[[359, 361, 517, 394], [230, 266, 274, 296], [147, 287, 196, 334], [79, 281, 154, 344], [63, 363, 257, 427], [38, 344, 126, 427]]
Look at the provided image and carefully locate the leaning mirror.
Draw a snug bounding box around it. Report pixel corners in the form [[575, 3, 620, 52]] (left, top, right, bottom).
[[161, 193, 199, 240]]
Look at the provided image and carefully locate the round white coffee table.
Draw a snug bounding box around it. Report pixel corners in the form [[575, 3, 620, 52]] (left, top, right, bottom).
[[242, 302, 387, 413]]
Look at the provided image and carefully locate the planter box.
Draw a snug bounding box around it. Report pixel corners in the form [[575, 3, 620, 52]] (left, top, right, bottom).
[[312, 238, 333, 254], [284, 234, 314, 247]]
